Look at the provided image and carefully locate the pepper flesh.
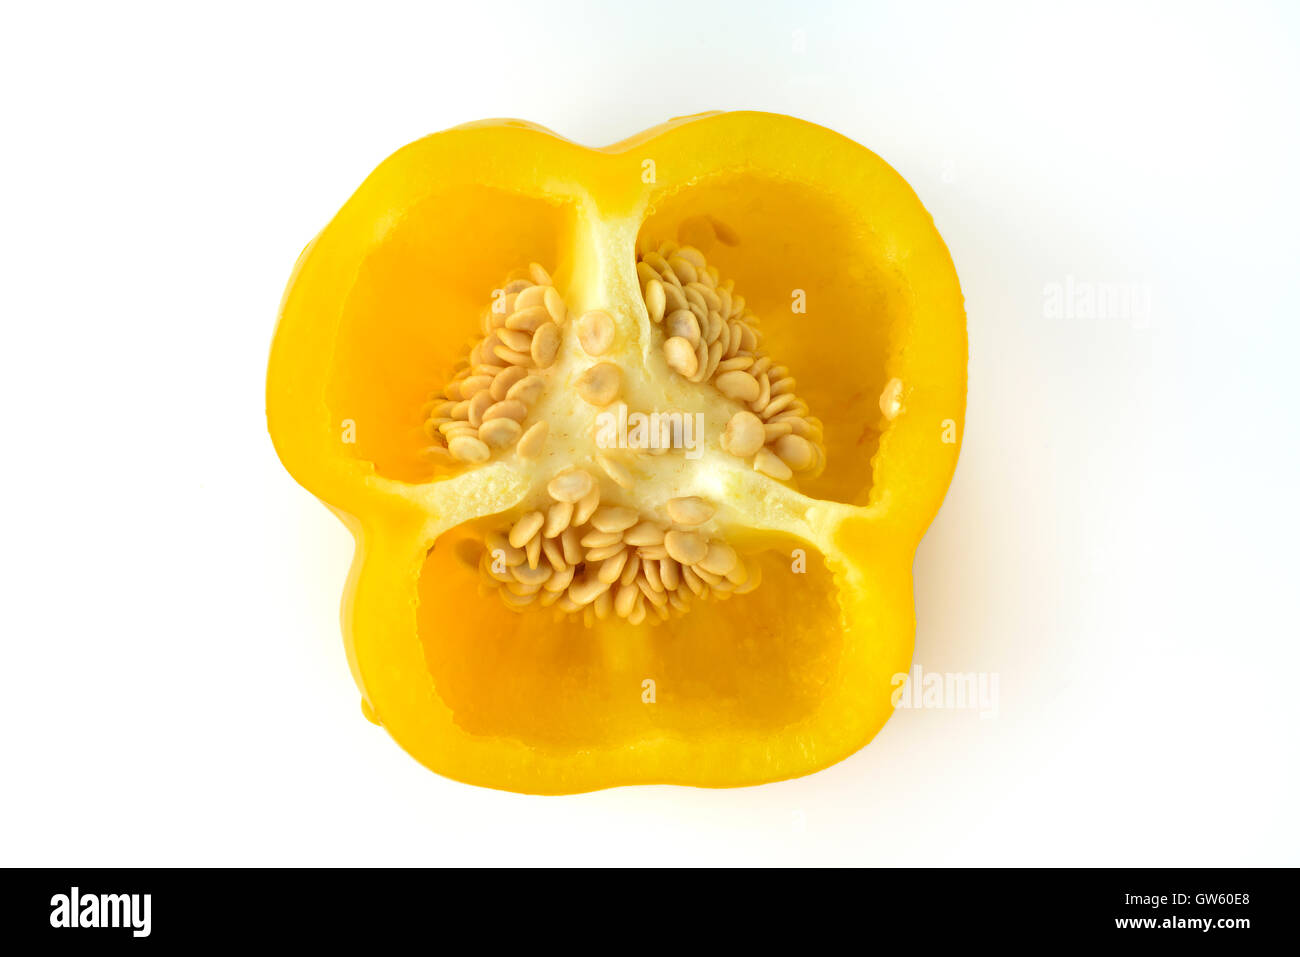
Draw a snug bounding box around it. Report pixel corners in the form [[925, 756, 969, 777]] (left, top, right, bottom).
[[267, 111, 966, 793]]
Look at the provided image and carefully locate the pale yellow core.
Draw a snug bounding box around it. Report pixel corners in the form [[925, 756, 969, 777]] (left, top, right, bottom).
[[419, 240, 830, 624]]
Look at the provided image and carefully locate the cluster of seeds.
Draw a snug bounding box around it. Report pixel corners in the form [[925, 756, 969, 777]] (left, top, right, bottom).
[[417, 248, 818, 623], [421, 263, 565, 465], [637, 241, 826, 481], [473, 468, 760, 626]]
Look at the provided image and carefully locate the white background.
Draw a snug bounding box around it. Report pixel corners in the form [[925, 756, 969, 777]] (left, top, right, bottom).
[[2, 0, 1297, 866]]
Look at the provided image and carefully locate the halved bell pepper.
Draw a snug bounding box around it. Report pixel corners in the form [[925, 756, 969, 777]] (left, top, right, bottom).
[[267, 111, 966, 793]]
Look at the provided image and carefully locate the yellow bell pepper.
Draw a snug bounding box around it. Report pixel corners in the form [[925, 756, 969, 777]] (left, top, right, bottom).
[[267, 111, 966, 793]]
